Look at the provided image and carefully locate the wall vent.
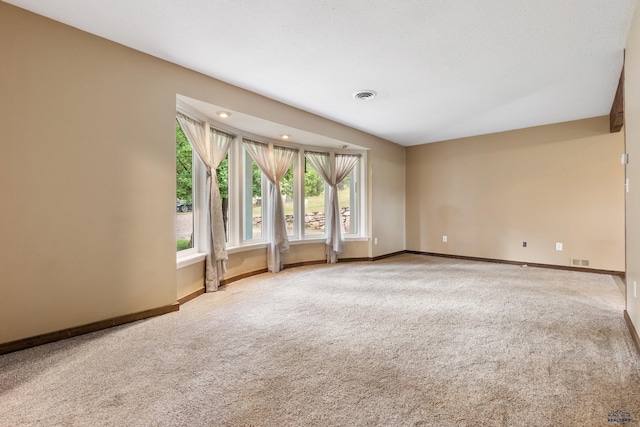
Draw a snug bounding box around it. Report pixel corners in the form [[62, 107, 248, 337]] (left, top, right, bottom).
[[571, 258, 590, 267]]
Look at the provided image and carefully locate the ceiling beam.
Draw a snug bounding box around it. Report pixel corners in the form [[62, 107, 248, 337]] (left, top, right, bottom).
[[610, 61, 624, 133]]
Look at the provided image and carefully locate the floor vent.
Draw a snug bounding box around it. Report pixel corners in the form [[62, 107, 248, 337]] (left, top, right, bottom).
[[571, 258, 590, 267], [581, 259, 590, 267]]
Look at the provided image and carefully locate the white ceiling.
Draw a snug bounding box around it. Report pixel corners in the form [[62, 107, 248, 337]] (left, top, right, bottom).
[[5, 0, 637, 146]]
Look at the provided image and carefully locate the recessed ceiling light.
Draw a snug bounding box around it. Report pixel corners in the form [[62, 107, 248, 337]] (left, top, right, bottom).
[[280, 134, 291, 139], [352, 90, 377, 100], [216, 111, 231, 118]]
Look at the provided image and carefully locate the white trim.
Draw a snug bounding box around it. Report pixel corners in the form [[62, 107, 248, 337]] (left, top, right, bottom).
[[177, 252, 207, 269], [176, 238, 369, 270], [289, 237, 326, 245], [344, 236, 369, 242], [226, 242, 267, 254]]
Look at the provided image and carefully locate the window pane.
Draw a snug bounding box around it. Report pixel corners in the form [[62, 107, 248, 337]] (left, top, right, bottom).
[[304, 159, 325, 235], [243, 149, 262, 240], [281, 164, 295, 236], [216, 153, 229, 242], [338, 166, 358, 234], [176, 122, 194, 251]]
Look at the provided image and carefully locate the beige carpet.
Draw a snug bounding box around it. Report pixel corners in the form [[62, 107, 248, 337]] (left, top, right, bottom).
[[2, 254, 640, 426]]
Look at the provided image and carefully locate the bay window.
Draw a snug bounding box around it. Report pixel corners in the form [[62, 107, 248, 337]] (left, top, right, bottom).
[[176, 108, 367, 261]]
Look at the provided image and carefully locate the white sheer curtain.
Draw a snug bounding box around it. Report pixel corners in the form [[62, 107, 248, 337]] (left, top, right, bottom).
[[176, 113, 233, 291], [243, 139, 297, 273], [306, 151, 360, 263]]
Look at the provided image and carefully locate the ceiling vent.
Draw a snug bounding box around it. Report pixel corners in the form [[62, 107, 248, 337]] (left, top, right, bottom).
[[352, 90, 377, 100]]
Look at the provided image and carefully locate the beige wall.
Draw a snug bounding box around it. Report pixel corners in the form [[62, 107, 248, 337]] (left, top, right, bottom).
[[177, 262, 205, 301], [406, 117, 625, 271], [0, 3, 405, 344], [625, 4, 640, 332]]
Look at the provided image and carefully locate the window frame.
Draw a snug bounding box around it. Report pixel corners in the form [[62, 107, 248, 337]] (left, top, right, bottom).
[[175, 115, 200, 259], [176, 101, 368, 265]]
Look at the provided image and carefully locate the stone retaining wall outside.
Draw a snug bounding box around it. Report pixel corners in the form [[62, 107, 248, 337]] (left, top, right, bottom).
[[252, 207, 350, 231]]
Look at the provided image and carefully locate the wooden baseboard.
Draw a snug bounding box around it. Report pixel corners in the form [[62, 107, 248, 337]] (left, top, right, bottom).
[[0, 303, 179, 355], [220, 268, 268, 286], [283, 260, 327, 269], [338, 257, 371, 263], [624, 310, 640, 356], [219, 252, 409, 285], [178, 288, 205, 305], [406, 251, 625, 277], [372, 251, 407, 261]]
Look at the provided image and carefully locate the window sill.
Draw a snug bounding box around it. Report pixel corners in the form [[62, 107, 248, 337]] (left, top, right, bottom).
[[177, 236, 369, 268], [226, 242, 268, 254], [176, 252, 207, 269]]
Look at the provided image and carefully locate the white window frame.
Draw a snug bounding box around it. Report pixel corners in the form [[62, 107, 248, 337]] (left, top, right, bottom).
[[175, 100, 369, 264], [175, 112, 209, 267]]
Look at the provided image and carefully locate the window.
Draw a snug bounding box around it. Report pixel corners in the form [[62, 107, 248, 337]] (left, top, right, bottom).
[[176, 121, 194, 252], [212, 127, 231, 242], [340, 163, 359, 235], [281, 163, 296, 236], [176, 104, 366, 256], [304, 157, 326, 236], [243, 146, 263, 241]]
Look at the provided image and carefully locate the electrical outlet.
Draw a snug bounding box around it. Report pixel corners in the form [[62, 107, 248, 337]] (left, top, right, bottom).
[[523, 241, 527, 248], [374, 237, 378, 245], [555, 242, 563, 251], [442, 235, 448, 243]]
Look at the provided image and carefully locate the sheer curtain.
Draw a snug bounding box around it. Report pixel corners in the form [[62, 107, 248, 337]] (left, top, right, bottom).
[[306, 152, 360, 263], [243, 139, 297, 273], [176, 113, 233, 291]]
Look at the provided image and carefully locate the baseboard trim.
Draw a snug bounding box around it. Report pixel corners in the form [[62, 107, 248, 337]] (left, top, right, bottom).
[[218, 252, 410, 285], [178, 288, 205, 305], [339, 257, 371, 263], [0, 303, 180, 355], [220, 268, 269, 286], [624, 310, 640, 356], [406, 251, 625, 277], [283, 260, 327, 269], [372, 251, 408, 261]]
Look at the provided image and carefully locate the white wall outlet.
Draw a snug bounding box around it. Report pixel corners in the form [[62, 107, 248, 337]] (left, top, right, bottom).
[[374, 237, 378, 245], [442, 235, 448, 243], [555, 242, 563, 251], [626, 178, 630, 193]]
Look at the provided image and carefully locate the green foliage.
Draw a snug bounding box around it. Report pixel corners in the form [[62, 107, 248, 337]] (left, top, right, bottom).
[[281, 166, 294, 198], [304, 160, 324, 197], [177, 239, 192, 251], [176, 122, 192, 203], [276, 161, 326, 199], [252, 161, 262, 196], [177, 122, 229, 200], [217, 155, 228, 199]]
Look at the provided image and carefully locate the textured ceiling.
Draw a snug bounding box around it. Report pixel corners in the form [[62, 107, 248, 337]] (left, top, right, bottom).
[[4, 0, 637, 146]]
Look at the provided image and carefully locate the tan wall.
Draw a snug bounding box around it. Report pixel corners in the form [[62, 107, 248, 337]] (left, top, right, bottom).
[[177, 220, 373, 294], [177, 262, 205, 301], [0, 3, 405, 344], [625, 4, 640, 331], [406, 117, 625, 271]]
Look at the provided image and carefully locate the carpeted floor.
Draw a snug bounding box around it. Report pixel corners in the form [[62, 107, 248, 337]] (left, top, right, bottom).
[[2, 254, 640, 426]]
